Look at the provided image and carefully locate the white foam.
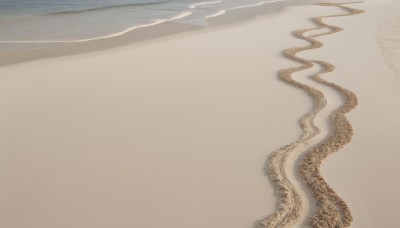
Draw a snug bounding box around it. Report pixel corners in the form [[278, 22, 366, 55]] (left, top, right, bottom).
[[189, 1, 222, 9], [0, 0, 290, 45], [205, 10, 226, 19], [230, 0, 289, 10], [0, 11, 192, 44]]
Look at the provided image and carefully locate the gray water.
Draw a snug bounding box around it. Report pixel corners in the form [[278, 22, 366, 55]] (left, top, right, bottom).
[[0, 0, 291, 49]]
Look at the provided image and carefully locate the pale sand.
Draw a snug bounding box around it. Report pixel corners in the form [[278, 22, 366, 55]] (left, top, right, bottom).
[[377, 5, 400, 77], [261, 3, 363, 228], [1, 1, 400, 228]]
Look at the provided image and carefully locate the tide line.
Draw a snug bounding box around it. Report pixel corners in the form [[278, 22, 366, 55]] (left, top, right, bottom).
[[230, 0, 289, 11], [0, 11, 192, 44], [189, 1, 222, 9], [205, 10, 227, 19]]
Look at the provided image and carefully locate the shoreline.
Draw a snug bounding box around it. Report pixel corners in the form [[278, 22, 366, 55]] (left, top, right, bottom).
[[1, 0, 400, 227], [0, 0, 321, 67]]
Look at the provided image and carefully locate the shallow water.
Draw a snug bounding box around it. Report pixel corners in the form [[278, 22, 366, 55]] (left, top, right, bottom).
[[0, 0, 290, 49]]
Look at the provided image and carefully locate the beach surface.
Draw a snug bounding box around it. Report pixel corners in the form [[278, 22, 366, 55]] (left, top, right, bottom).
[[1, 1, 400, 227]]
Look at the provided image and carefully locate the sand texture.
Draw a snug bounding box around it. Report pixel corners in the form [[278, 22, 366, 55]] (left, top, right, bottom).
[[1, 1, 400, 228], [377, 8, 400, 76], [298, 3, 363, 228], [259, 3, 364, 228]]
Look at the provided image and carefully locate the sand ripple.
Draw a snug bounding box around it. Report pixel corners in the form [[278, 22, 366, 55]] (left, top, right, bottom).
[[259, 2, 364, 228]]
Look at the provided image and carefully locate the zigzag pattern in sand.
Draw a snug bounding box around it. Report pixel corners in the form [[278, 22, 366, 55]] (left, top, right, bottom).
[[299, 3, 364, 228], [259, 2, 364, 228], [258, 18, 329, 228]]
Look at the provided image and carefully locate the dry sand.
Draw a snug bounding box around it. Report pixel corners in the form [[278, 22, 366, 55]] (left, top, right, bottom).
[[261, 3, 364, 228], [1, 1, 400, 228]]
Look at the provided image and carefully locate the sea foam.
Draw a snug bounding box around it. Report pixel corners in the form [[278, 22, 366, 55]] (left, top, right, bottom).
[[0, 0, 292, 47]]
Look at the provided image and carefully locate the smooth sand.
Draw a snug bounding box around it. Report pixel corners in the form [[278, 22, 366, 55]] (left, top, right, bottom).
[[1, 1, 400, 228], [377, 4, 400, 76]]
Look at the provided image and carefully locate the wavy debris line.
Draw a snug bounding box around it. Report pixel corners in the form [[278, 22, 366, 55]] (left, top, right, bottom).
[[258, 12, 331, 228], [258, 2, 364, 228], [298, 3, 364, 228]]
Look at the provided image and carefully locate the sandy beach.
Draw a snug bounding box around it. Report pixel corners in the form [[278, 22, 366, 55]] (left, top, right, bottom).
[[1, 1, 400, 227]]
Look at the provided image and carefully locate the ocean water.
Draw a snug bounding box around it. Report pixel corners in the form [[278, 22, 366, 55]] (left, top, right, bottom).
[[0, 0, 290, 48]]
